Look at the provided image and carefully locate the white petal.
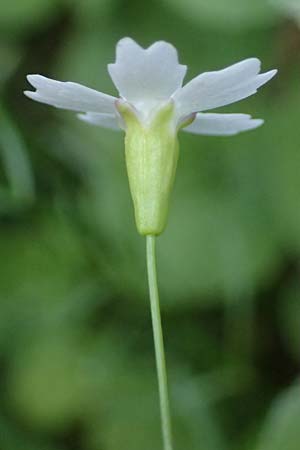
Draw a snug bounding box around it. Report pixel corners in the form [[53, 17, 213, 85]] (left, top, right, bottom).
[[173, 58, 277, 119], [77, 112, 120, 130], [108, 37, 187, 106], [24, 75, 117, 114], [183, 113, 264, 136]]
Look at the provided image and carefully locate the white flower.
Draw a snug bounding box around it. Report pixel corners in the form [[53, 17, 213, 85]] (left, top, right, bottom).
[[24, 38, 277, 235], [25, 37, 277, 137]]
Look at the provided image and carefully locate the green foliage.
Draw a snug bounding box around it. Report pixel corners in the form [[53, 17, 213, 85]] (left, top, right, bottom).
[[0, 0, 61, 36], [256, 384, 300, 450], [0, 1, 299, 450], [163, 0, 280, 31]]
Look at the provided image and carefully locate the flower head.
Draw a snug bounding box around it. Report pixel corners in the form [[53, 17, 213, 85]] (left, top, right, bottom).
[[25, 37, 277, 235]]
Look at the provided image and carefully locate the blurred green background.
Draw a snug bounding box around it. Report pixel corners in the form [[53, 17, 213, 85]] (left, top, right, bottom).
[[0, 0, 300, 449]]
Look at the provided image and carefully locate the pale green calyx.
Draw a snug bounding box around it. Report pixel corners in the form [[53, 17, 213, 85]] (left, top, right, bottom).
[[117, 100, 180, 236]]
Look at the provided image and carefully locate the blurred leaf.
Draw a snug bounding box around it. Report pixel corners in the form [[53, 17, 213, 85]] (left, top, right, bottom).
[[0, 209, 93, 354], [163, 0, 279, 31], [8, 330, 90, 431], [0, 414, 63, 450], [71, 0, 117, 27], [278, 281, 300, 361], [0, 44, 22, 86], [0, 105, 35, 213], [84, 353, 228, 450], [0, 0, 61, 36], [255, 383, 300, 450], [257, 82, 300, 253]]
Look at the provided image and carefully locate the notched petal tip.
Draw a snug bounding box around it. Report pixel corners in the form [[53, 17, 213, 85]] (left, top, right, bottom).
[[258, 69, 278, 82], [114, 37, 143, 59], [115, 37, 180, 56], [147, 39, 181, 59], [235, 57, 261, 72], [26, 74, 36, 82], [109, 37, 186, 106], [77, 112, 88, 121], [26, 74, 45, 88], [251, 118, 264, 127], [263, 69, 278, 81], [23, 90, 39, 100], [119, 36, 142, 47], [230, 117, 264, 135]]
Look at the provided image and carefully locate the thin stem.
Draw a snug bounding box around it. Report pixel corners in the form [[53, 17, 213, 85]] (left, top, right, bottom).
[[146, 235, 173, 450]]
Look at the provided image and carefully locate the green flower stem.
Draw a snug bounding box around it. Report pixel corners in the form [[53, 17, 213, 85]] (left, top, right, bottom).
[[146, 235, 173, 450]]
